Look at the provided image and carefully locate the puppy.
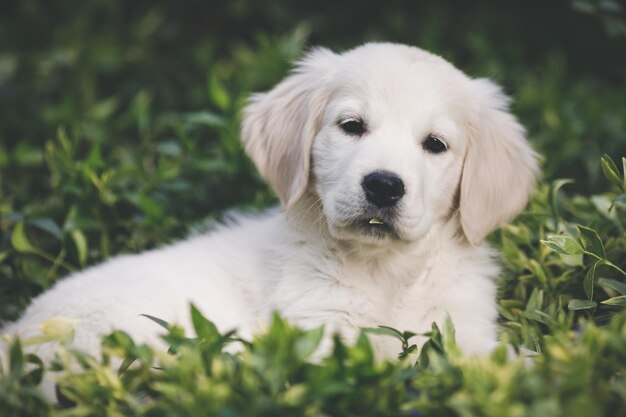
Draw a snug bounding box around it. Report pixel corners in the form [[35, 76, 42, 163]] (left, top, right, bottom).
[[3, 43, 538, 394]]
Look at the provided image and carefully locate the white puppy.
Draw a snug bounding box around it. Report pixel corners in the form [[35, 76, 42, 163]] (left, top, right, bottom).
[[3, 43, 538, 389]]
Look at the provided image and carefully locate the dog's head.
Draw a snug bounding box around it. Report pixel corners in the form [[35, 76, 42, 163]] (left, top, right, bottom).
[[242, 43, 538, 247]]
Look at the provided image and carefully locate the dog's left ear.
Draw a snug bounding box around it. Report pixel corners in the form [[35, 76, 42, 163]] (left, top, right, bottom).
[[459, 79, 539, 246], [241, 48, 336, 208]]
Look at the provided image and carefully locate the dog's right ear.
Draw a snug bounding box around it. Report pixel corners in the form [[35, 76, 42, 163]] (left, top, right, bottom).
[[241, 48, 336, 209]]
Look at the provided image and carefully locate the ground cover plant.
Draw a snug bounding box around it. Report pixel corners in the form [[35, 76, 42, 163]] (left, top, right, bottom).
[[1, 1, 626, 415]]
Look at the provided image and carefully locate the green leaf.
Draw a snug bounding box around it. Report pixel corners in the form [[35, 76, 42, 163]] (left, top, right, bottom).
[[353, 331, 374, 364], [584, 260, 602, 301], [13, 143, 43, 166], [591, 195, 619, 222], [525, 288, 545, 312], [524, 309, 552, 324], [441, 314, 460, 359], [577, 225, 606, 258], [527, 259, 548, 285], [88, 96, 119, 120], [568, 299, 598, 311], [541, 234, 585, 255], [598, 278, 626, 295], [70, 229, 88, 267], [56, 125, 72, 155], [622, 156, 626, 193], [11, 223, 37, 254], [559, 253, 583, 267], [31, 218, 63, 239], [208, 74, 230, 111], [549, 179, 573, 223], [364, 326, 405, 342], [23, 354, 44, 385], [140, 314, 170, 330], [8, 339, 24, 382], [185, 111, 226, 128], [135, 194, 165, 220], [117, 357, 137, 376], [601, 295, 626, 306], [295, 326, 324, 360], [416, 322, 444, 369], [402, 330, 417, 340], [190, 304, 219, 340], [601, 154, 622, 189], [156, 141, 182, 157], [132, 90, 152, 138], [502, 224, 532, 245], [541, 240, 571, 255]]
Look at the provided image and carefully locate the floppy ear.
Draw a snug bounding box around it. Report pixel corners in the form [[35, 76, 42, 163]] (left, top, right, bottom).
[[460, 78, 539, 246], [241, 48, 336, 208]]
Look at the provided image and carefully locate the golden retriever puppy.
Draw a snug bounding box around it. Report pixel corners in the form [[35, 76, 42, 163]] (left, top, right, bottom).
[[3, 43, 538, 398]]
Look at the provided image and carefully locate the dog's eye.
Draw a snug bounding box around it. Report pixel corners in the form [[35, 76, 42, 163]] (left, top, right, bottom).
[[422, 135, 448, 154], [339, 118, 366, 136]]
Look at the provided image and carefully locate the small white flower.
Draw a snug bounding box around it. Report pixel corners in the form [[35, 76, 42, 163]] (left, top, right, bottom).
[[38, 316, 80, 339]]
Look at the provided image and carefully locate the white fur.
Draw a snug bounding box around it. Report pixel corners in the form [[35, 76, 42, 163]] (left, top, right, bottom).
[[2, 43, 538, 396]]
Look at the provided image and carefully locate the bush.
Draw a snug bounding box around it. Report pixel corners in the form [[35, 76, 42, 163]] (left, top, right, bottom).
[[2, 307, 626, 416]]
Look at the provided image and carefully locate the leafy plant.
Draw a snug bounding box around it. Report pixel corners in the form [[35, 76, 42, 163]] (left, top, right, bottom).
[[2, 306, 626, 416]]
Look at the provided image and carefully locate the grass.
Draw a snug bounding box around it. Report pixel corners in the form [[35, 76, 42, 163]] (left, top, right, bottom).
[[1, 1, 626, 415]]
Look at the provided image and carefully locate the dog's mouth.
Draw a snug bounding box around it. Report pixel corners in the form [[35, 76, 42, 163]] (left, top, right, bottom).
[[328, 216, 402, 243], [349, 214, 400, 240], [325, 200, 403, 242]]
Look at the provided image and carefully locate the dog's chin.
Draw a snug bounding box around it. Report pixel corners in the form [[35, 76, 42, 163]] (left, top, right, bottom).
[[328, 217, 404, 245]]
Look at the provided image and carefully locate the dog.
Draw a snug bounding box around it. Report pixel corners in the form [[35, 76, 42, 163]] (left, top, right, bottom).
[[3, 43, 538, 395]]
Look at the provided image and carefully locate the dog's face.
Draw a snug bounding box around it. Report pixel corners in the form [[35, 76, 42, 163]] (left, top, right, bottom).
[[311, 48, 470, 244], [243, 43, 538, 247]]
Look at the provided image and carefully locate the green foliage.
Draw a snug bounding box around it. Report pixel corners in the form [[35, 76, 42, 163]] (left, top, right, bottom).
[[1, 0, 626, 415], [0, 339, 49, 416], [2, 307, 626, 416], [497, 154, 626, 351]]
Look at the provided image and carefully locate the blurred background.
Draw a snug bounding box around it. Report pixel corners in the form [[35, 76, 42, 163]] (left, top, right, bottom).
[[0, 0, 625, 322]]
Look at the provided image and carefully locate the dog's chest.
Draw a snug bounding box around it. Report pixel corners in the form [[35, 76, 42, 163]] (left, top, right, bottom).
[[268, 251, 441, 339]]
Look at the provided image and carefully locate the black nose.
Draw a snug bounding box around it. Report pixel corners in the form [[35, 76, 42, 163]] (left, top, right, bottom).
[[362, 171, 405, 208]]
